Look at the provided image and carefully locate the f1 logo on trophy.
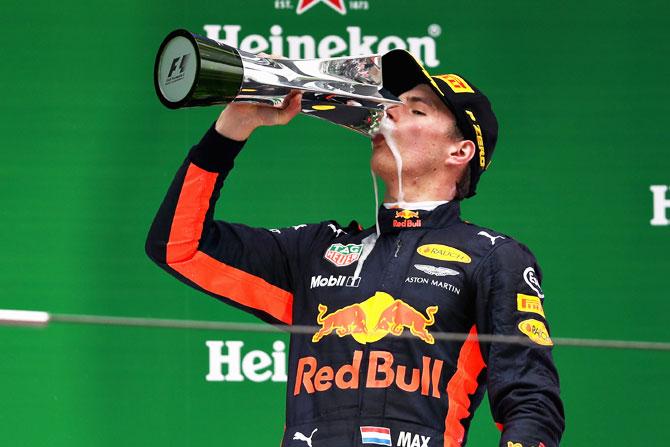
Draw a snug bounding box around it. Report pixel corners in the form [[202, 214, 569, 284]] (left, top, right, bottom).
[[153, 29, 426, 136]]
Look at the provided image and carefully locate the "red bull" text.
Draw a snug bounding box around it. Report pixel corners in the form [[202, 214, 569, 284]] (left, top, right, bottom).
[[392, 219, 423, 228], [393, 210, 422, 228], [294, 350, 444, 398]]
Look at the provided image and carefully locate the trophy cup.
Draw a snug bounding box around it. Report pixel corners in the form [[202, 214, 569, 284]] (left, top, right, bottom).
[[153, 29, 408, 136]]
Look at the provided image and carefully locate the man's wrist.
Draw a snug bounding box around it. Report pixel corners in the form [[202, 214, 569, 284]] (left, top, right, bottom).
[[189, 122, 247, 172], [214, 113, 257, 141]]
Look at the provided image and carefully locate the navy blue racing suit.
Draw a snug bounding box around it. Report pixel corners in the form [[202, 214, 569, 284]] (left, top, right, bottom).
[[146, 124, 565, 447]]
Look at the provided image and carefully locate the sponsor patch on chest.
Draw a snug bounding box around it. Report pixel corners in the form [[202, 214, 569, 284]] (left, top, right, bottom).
[[404, 276, 461, 295], [323, 243, 362, 267], [310, 274, 361, 288], [417, 244, 471, 263]]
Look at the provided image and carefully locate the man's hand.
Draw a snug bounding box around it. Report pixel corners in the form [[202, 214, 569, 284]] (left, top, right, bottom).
[[214, 90, 303, 141]]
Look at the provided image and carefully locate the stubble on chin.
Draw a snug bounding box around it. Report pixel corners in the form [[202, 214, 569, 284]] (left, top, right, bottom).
[[370, 144, 392, 176]]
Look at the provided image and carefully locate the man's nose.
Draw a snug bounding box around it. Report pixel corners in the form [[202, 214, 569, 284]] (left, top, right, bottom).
[[385, 104, 401, 121]]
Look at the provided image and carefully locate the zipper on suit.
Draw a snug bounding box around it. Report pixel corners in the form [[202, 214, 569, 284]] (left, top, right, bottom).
[[358, 233, 403, 436], [394, 238, 402, 257]]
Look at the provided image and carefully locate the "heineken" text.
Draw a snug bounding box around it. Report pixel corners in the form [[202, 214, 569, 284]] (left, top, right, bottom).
[[203, 25, 440, 67]]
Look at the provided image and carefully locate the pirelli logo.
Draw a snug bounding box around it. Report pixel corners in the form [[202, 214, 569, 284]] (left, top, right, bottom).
[[517, 293, 545, 318], [435, 74, 474, 94]]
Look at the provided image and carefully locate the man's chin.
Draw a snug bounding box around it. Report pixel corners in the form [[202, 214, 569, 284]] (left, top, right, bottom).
[[370, 155, 396, 179], [371, 134, 386, 147]]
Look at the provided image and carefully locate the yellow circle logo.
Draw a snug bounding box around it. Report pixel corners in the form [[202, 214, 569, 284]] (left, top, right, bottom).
[[518, 319, 553, 346], [417, 244, 472, 263]]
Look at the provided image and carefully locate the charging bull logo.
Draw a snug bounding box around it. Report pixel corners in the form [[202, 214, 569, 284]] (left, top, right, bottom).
[[376, 300, 438, 344], [312, 303, 368, 342], [393, 210, 422, 228], [312, 292, 438, 344], [394, 210, 420, 219]]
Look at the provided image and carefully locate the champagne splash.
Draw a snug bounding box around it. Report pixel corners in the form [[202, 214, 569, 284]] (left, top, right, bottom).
[[378, 116, 405, 206]]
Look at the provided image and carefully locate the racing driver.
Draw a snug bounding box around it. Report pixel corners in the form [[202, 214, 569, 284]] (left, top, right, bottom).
[[146, 50, 565, 447]]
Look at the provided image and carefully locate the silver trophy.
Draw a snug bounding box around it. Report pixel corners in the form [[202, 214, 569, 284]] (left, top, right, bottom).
[[153, 29, 406, 136]]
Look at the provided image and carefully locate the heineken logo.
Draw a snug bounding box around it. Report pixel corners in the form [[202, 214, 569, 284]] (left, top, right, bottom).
[[324, 243, 363, 267], [275, 0, 370, 14], [202, 24, 441, 67], [297, 0, 347, 15]]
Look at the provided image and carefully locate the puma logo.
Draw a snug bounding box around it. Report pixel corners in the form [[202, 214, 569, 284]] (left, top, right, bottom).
[[328, 223, 346, 237], [478, 231, 506, 245], [293, 428, 318, 447]]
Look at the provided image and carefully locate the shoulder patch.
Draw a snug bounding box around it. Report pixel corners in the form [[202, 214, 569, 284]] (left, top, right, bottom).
[[476, 230, 506, 246], [518, 319, 553, 346], [327, 222, 347, 238]]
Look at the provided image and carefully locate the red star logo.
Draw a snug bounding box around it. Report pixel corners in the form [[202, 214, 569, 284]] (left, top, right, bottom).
[[296, 0, 347, 15]]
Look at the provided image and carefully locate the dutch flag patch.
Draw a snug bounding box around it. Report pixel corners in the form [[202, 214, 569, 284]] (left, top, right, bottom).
[[360, 426, 392, 446]]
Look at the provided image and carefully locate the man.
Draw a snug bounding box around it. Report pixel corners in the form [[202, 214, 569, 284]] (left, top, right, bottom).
[[146, 50, 564, 447]]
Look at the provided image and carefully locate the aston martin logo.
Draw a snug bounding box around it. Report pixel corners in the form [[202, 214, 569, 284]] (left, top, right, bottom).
[[414, 264, 460, 277], [297, 0, 347, 15]]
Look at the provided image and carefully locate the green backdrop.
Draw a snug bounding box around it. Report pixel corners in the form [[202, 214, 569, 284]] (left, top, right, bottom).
[[1, 0, 669, 445]]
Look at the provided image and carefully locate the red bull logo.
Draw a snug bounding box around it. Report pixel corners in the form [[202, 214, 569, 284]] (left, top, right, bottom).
[[312, 303, 368, 342], [393, 209, 422, 228], [312, 292, 438, 344], [294, 350, 444, 398], [375, 300, 438, 344], [395, 210, 420, 219]]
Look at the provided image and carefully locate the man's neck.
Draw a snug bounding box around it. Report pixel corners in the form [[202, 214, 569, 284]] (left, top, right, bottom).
[[383, 200, 449, 211], [382, 185, 456, 204], [380, 171, 457, 204]]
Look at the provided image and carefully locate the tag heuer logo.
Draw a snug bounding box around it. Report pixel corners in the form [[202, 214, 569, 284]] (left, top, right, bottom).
[[324, 243, 362, 267]]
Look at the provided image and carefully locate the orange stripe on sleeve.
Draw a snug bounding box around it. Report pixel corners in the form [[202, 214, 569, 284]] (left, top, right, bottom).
[[167, 164, 219, 264], [166, 163, 293, 325], [170, 251, 293, 324], [443, 326, 486, 447]]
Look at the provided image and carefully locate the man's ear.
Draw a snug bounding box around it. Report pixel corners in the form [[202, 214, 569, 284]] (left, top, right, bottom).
[[445, 139, 476, 167]]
